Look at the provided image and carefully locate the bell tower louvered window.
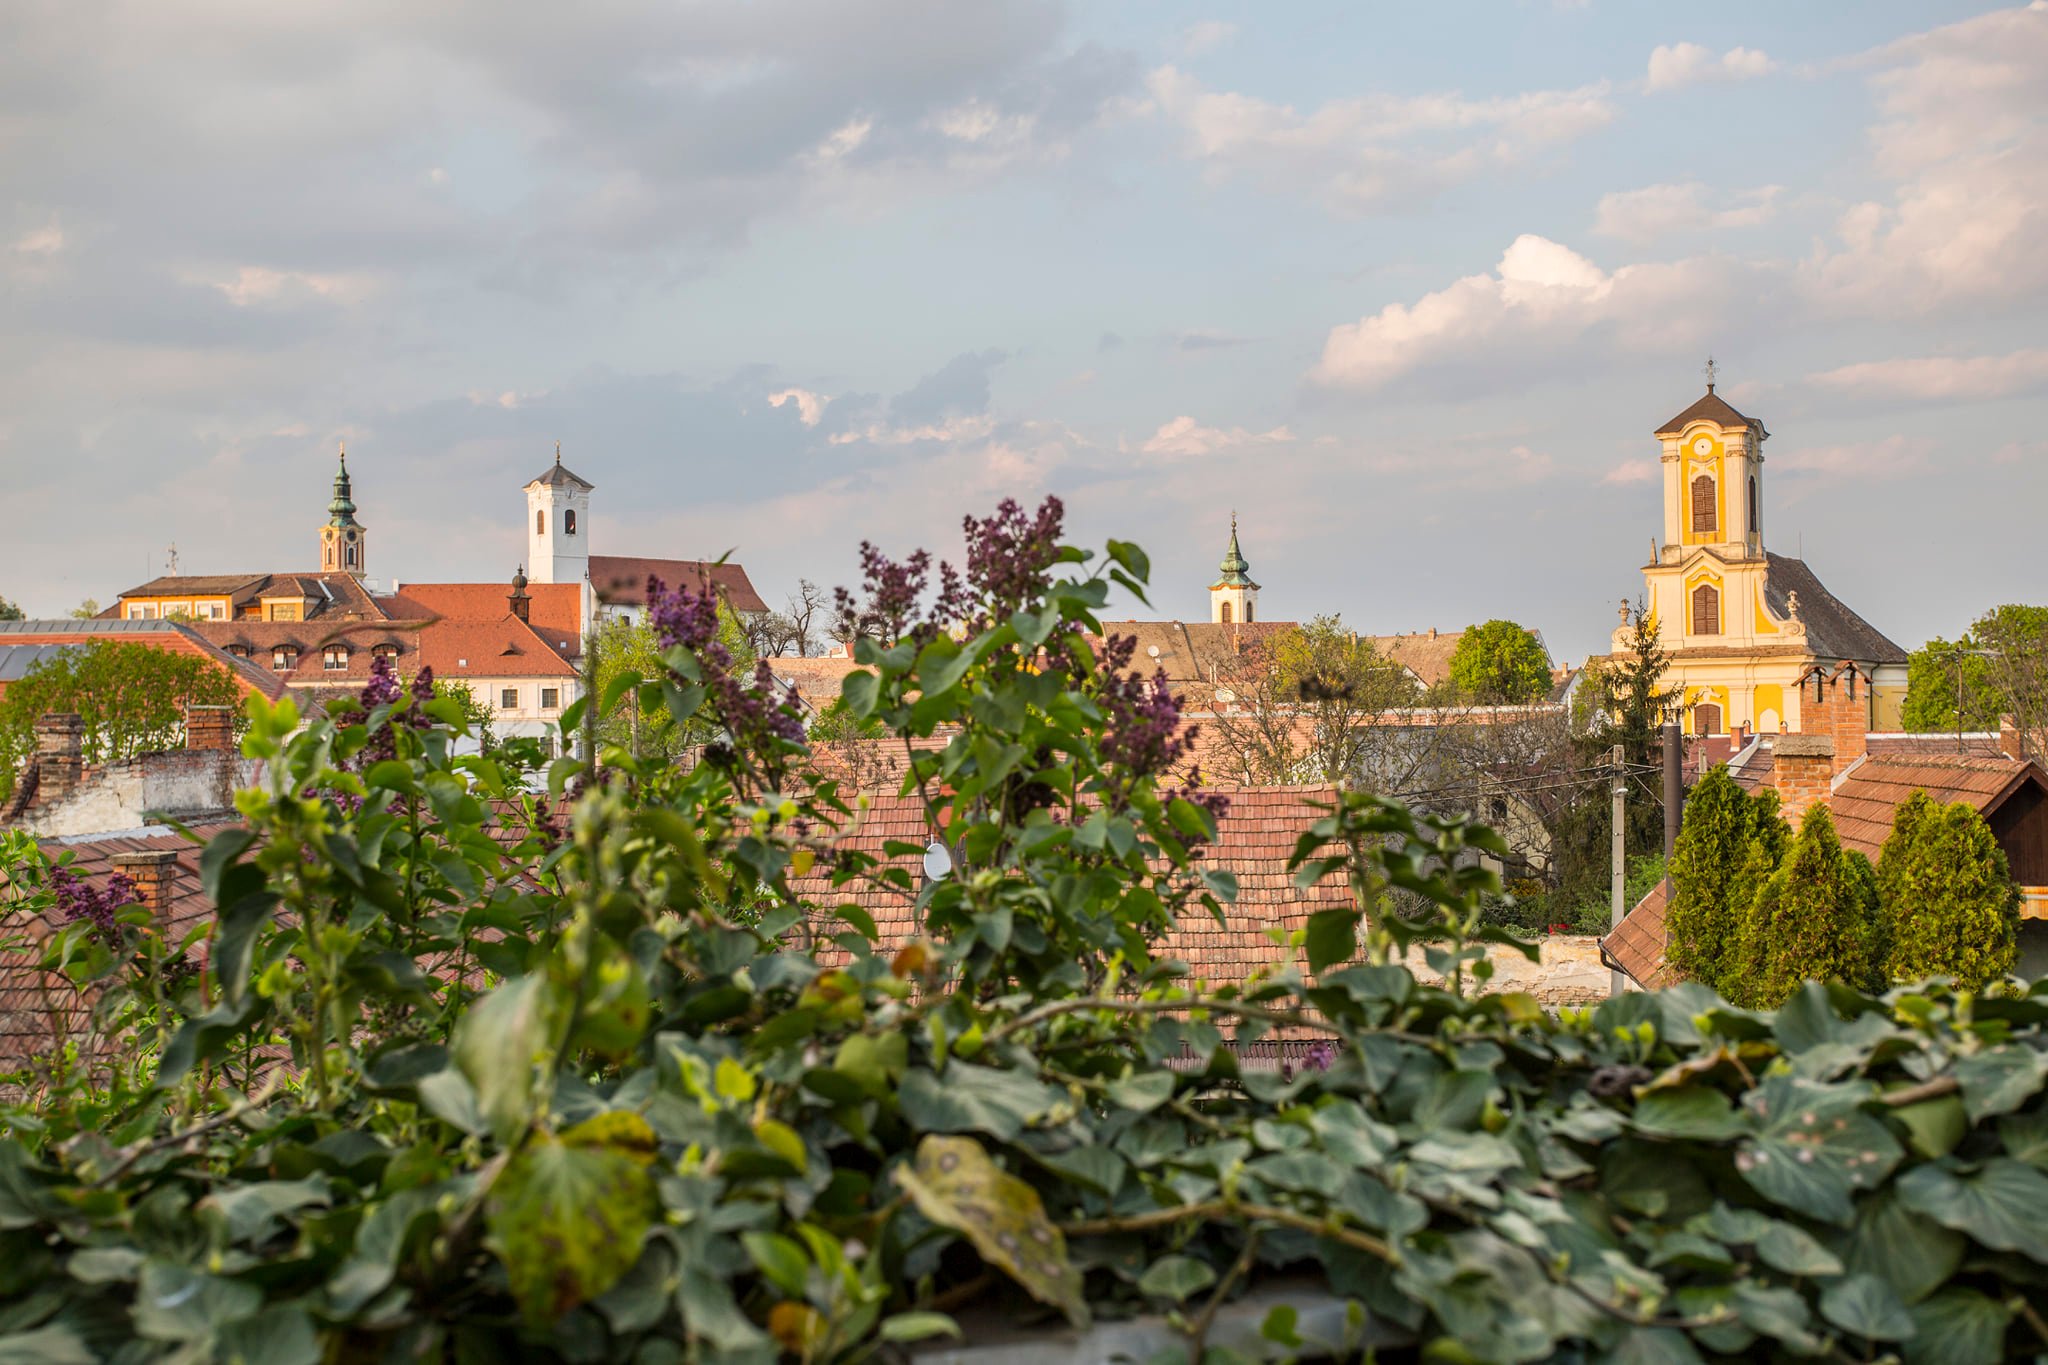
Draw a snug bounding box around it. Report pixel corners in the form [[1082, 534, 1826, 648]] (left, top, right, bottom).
[[1691, 474, 1716, 534], [1692, 583, 1721, 636]]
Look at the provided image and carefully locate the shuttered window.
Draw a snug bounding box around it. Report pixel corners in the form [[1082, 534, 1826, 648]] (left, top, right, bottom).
[[1691, 474, 1716, 533], [1692, 583, 1721, 636]]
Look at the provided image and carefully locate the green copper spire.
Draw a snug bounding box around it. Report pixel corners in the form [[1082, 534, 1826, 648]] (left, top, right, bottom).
[[1215, 512, 1254, 587], [328, 443, 360, 527]]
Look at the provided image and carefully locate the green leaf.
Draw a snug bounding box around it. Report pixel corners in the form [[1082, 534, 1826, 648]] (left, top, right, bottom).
[[840, 669, 880, 719], [1303, 908, 1358, 975], [1819, 1273, 1914, 1342], [327, 1187, 442, 1314], [132, 1261, 261, 1341], [1106, 1069, 1176, 1114], [897, 1064, 1059, 1141], [1902, 1288, 2012, 1365], [1138, 1254, 1216, 1303], [1841, 1187, 1964, 1306], [1105, 538, 1151, 587], [1753, 1220, 1842, 1278], [896, 1135, 1088, 1328], [0, 1325, 94, 1365], [1737, 1077, 1901, 1226], [834, 1032, 908, 1098], [879, 1312, 963, 1344], [454, 973, 564, 1142], [486, 1122, 657, 1328], [1896, 1157, 2048, 1262], [216, 1305, 320, 1365], [741, 1231, 809, 1299], [1892, 1094, 1967, 1159], [1632, 1087, 1747, 1142], [1952, 1047, 2048, 1122]]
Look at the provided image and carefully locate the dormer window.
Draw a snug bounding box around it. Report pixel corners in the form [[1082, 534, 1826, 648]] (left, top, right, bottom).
[[273, 647, 299, 670], [372, 643, 399, 660], [323, 645, 350, 671]]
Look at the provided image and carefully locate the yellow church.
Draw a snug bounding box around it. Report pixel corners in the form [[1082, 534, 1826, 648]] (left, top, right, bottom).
[[1611, 378, 1908, 736]]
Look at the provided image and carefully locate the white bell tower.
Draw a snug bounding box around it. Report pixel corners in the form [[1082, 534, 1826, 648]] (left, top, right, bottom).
[[525, 442, 593, 587], [1209, 515, 1260, 625]]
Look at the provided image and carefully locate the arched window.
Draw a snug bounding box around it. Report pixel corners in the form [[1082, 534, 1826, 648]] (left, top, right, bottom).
[[1246, 601, 1254, 623], [345, 545, 357, 568], [1219, 600, 1233, 624], [536, 509, 546, 535], [565, 509, 577, 536], [1692, 583, 1721, 636], [1694, 702, 1723, 736], [1748, 476, 1759, 537], [1691, 474, 1716, 534]]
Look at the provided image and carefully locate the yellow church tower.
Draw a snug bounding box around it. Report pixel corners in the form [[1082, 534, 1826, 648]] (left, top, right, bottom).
[[1615, 364, 1908, 736]]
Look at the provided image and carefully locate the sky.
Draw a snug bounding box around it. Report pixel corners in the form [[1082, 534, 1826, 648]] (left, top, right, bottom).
[[2, 1, 2044, 663]]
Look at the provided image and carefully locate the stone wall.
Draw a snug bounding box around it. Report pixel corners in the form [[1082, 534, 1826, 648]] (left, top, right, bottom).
[[1398, 936, 1622, 1005], [15, 748, 252, 838]]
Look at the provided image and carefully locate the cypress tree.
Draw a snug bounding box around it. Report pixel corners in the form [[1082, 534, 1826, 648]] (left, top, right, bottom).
[[1750, 805, 1881, 1008], [1879, 794, 2019, 988], [1665, 766, 1754, 990], [1723, 798, 1793, 1006]]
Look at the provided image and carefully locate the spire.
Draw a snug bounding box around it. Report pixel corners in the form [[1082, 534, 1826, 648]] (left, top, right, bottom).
[[327, 442, 360, 527], [509, 564, 531, 621], [555, 440, 562, 466], [1216, 512, 1253, 587]]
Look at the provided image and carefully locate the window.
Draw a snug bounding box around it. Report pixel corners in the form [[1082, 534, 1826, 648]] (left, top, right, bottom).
[[1748, 476, 1759, 538], [372, 644, 398, 660], [536, 509, 546, 535], [1690, 474, 1716, 533], [1694, 703, 1723, 736], [1692, 583, 1721, 636], [204, 603, 226, 620], [1219, 601, 1233, 623], [127, 603, 153, 619], [500, 687, 518, 709], [540, 687, 560, 710], [1246, 602, 1254, 623], [273, 648, 298, 670], [564, 509, 577, 536], [322, 646, 349, 671], [345, 545, 357, 568]]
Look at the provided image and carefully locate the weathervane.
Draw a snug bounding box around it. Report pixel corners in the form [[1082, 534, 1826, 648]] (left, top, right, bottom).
[[1703, 355, 1719, 392], [166, 542, 180, 574]]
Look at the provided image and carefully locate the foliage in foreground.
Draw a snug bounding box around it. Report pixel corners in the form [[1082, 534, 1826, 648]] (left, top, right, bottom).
[[4, 506, 2048, 1364]]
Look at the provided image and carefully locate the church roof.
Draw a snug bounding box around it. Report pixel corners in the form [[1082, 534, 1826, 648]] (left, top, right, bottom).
[[589, 556, 768, 614], [1655, 388, 1762, 437], [1213, 519, 1257, 589], [527, 445, 594, 491], [1763, 553, 1908, 665]]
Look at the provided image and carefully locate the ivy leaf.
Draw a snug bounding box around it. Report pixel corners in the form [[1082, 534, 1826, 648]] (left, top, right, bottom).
[[1902, 1288, 2013, 1365], [1138, 1255, 1217, 1303], [1303, 909, 1358, 975], [1840, 1187, 1965, 1306], [1736, 1077, 1901, 1226], [1106, 1070, 1176, 1114], [896, 1135, 1088, 1328], [485, 1115, 658, 1327], [1753, 1220, 1843, 1278], [1896, 1158, 2048, 1262], [0, 1325, 94, 1365], [898, 1065, 1059, 1141], [1952, 1048, 2048, 1123], [1631, 1087, 1747, 1142], [215, 1305, 320, 1365], [1819, 1273, 1914, 1342]]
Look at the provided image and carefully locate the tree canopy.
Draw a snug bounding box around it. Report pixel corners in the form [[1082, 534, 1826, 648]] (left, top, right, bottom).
[[1878, 791, 2019, 987], [1447, 618, 1551, 704], [0, 596, 23, 621], [0, 640, 243, 794], [1902, 605, 2048, 758]]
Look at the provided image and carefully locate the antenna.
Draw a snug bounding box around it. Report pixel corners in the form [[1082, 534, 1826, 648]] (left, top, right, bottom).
[[166, 542, 180, 574]]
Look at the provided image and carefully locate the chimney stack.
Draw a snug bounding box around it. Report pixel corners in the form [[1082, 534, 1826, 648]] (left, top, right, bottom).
[[185, 705, 235, 753], [510, 565, 531, 623], [34, 713, 83, 801], [2001, 715, 2026, 761], [109, 849, 180, 917], [1773, 735, 1835, 829], [1796, 663, 1868, 774]]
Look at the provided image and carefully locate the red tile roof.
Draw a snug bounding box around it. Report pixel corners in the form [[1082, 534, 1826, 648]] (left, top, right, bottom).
[[415, 616, 579, 680], [590, 556, 767, 614], [393, 582, 583, 639], [0, 621, 287, 701], [1828, 755, 2047, 859]]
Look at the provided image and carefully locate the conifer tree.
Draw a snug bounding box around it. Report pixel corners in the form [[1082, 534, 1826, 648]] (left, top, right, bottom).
[[1665, 765, 1755, 989], [1747, 805, 1882, 1007], [1878, 793, 2019, 988], [1722, 795, 1793, 1006]]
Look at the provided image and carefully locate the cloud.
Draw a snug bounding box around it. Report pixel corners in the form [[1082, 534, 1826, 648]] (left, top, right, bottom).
[[887, 348, 1008, 424], [1309, 234, 1748, 392], [1775, 434, 1935, 481], [1644, 42, 1776, 92], [13, 222, 64, 256], [1592, 181, 1781, 243], [1806, 349, 2048, 404], [1603, 460, 1657, 485], [1177, 329, 1250, 351], [1142, 65, 1614, 212], [1179, 21, 1237, 56], [1097, 331, 1124, 352], [1802, 3, 2048, 315], [768, 387, 830, 426], [1140, 415, 1293, 456]]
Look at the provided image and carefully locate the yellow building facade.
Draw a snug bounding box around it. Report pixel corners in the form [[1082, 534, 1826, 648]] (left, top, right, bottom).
[[1612, 384, 1908, 736]]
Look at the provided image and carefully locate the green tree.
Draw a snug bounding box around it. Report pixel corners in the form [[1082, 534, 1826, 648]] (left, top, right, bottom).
[[0, 596, 23, 621], [1665, 765, 1763, 991], [1877, 791, 2019, 987], [431, 677, 497, 752], [69, 598, 99, 619], [1902, 606, 2048, 761], [0, 640, 243, 793], [1743, 804, 1882, 1007], [1448, 619, 1551, 704], [1902, 636, 2000, 733], [1722, 803, 1793, 1005], [589, 608, 756, 762]]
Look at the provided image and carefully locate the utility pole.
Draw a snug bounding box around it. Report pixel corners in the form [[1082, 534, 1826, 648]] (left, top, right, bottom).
[[1662, 718, 1683, 864], [1610, 742, 1626, 998]]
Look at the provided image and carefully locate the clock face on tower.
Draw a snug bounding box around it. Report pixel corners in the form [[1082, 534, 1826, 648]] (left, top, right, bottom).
[[1691, 436, 1714, 457]]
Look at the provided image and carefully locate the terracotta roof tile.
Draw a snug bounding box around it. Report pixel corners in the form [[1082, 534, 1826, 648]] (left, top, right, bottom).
[[394, 582, 583, 640], [590, 557, 768, 614], [1828, 755, 2044, 859]]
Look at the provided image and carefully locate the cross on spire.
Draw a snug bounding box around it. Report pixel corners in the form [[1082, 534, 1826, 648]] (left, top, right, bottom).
[[1703, 355, 1719, 393], [555, 440, 562, 465]]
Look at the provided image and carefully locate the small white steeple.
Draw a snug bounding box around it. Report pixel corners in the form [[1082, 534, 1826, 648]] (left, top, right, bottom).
[[1209, 513, 1261, 625], [525, 442, 594, 587]]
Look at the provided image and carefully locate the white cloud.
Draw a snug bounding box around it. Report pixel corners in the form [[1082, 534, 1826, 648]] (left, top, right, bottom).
[[1776, 434, 1935, 480], [1140, 415, 1293, 456], [1803, 3, 2048, 315], [1309, 234, 1743, 392], [1143, 66, 1614, 211], [1806, 349, 2048, 403], [1644, 42, 1776, 93], [1603, 460, 1657, 486], [829, 414, 997, 447], [1592, 181, 1781, 243], [466, 389, 546, 410], [13, 222, 65, 256], [1179, 21, 1237, 56], [768, 387, 830, 426], [205, 266, 378, 308]]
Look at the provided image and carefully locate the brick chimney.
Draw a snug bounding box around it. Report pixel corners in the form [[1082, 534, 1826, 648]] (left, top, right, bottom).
[[1797, 663, 1869, 773], [2001, 715, 2025, 761], [1773, 734, 1835, 828], [34, 713, 84, 802], [185, 704, 235, 753], [109, 849, 180, 916]]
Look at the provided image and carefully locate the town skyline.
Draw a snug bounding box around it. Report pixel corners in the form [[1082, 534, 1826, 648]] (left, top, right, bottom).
[[4, 1, 2044, 663]]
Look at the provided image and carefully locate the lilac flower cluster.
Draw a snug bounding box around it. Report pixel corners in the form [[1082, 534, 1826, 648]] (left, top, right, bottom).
[[1300, 1040, 1337, 1073], [833, 497, 1070, 647], [1164, 770, 1232, 827], [834, 544, 937, 645], [50, 866, 139, 949], [647, 575, 807, 758], [964, 496, 1065, 623], [1095, 634, 1195, 780], [355, 654, 439, 768]]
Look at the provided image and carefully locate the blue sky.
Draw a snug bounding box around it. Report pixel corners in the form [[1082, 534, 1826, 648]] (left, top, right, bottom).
[[2, 1, 2043, 662]]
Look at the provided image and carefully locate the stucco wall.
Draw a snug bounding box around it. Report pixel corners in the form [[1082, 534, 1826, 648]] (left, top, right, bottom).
[[20, 750, 250, 838], [1398, 936, 1621, 1005]]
